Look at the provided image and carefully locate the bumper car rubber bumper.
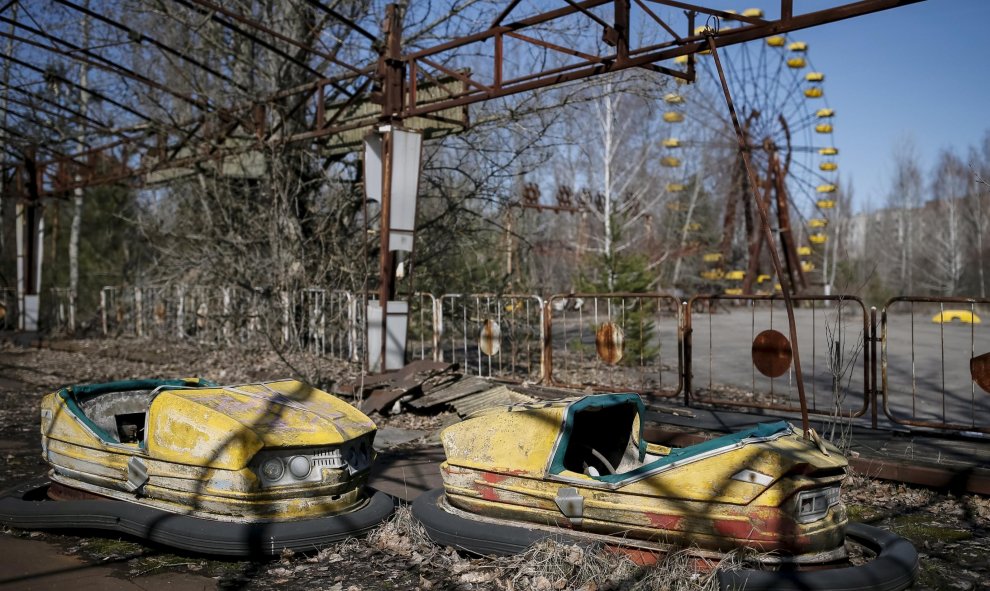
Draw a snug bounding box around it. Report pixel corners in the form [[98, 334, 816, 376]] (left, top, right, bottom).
[[412, 488, 919, 591], [0, 475, 396, 557]]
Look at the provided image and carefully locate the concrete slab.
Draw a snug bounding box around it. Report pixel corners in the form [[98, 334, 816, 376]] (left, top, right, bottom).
[[368, 446, 445, 502], [0, 535, 216, 591]]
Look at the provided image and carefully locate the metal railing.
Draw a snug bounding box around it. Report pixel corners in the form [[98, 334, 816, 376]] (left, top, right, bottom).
[[546, 293, 682, 398], [437, 293, 544, 381], [881, 297, 990, 433], [686, 295, 870, 418], [30, 285, 990, 435]]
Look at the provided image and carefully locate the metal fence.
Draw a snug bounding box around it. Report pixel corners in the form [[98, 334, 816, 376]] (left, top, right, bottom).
[[881, 297, 990, 433], [26, 285, 990, 434], [545, 293, 682, 398], [686, 295, 870, 419], [436, 293, 544, 381]]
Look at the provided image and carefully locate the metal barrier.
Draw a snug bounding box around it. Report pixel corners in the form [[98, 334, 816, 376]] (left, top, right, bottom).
[[47, 288, 70, 334], [47, 285, 990, 435], [686, 295, 870, 418], [546, 293, 682, 398], [100, 286, 133, 337], [881, 297, 990, 433], [437, 293, 544, 380], [407, 292, 438, 363]]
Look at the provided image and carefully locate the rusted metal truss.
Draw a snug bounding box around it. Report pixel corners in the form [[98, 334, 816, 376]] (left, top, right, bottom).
[[0, 0, 923, 199]]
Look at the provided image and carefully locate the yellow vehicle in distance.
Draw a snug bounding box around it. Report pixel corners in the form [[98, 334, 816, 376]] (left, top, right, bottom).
[[932, 310, 981, 324]]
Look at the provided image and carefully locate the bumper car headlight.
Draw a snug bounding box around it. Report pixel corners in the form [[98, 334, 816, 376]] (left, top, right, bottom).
[[795, 485, 841, 523], [261, 457, 285, 481], [287, 455, 312, 479], [253, 437, 374, 488]]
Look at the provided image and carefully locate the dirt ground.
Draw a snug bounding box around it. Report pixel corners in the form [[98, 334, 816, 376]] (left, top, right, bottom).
[[1, 338, 988, 591]]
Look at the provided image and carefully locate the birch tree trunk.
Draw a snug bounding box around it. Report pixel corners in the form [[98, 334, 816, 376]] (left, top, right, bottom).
[[68, 1, 90, 333], [671, 172, 703, 286]]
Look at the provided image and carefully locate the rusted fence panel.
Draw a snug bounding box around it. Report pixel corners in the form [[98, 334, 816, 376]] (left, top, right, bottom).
[[546, 293, 682, 398], [100, 286, 134, 337], [46, 288, 70, 334], [437, 294, 543, 381], [687, 295, 869, 418], [48, 285, 990, 436], [407, 292, 438, 363], [881, 297, 990, 433]]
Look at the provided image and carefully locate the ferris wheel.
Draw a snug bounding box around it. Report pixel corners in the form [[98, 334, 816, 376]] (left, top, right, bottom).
[[658, 11, 839, 295]]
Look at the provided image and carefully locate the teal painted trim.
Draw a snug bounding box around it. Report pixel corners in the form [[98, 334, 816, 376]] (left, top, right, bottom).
[[548, 393, 647, 477], [591, 420, 792, 484], [57, 378, 216, 444]]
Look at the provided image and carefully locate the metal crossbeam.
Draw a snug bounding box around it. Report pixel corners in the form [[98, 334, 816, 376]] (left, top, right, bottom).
[[0, 0, 924, 194]]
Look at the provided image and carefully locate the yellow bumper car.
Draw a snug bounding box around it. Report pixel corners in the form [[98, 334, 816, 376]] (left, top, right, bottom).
[[0, 378, 394, 556], [413, 394, 917, 590]]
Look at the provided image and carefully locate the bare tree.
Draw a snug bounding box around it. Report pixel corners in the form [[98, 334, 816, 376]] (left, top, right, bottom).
[[885, 140, 924, 293], [68, 1, 91, 332], [922, 149, 969, 295], [968, 132, 990, 298]]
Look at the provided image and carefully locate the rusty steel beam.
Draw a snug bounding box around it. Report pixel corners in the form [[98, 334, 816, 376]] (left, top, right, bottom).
[[302, 0, 377, 43], [848, 456, 990, 496], [4, 0, 925, 197], [706, 36, 810, 436], [400, 0, 924, 117]]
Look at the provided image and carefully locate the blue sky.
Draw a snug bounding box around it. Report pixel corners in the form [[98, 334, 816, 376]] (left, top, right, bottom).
[[761, 0, 989, 211]]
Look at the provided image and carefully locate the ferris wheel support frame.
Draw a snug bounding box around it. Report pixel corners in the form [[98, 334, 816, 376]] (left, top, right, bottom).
[[706, 33, 811, 437]]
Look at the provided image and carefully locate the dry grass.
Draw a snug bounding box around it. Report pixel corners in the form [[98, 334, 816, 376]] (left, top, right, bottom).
[[366, 506, 728, 591]]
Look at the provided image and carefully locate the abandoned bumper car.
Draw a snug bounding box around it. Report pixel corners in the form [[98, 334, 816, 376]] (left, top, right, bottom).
[[0, 378, 394, 556], [413, 394, 918, 591]]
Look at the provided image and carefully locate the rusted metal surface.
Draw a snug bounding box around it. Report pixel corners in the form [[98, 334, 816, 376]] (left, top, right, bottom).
[[847, 457, 990, 496], [437, 294, 544, 381], [972, 352, 990, 394], [341, 359, 459, 413], [2, 1, 924, 197], [751, 329, 792, 378], [595, 321, 625, 365], [687, 294, 870, 419], [706, 35, 809, 436], [479, 319, 502, 357], [881, 296, 990, 433], [870, 307, 879, 429]]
